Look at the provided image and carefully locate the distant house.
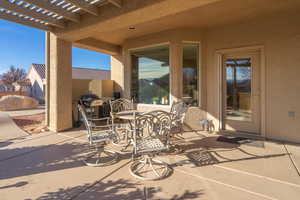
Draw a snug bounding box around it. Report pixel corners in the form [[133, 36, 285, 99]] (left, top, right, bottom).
[[27, 64, 46, 101], [27, 64, 111, 101], [13, 79, 32, 93], [0, 80, 14, 92]]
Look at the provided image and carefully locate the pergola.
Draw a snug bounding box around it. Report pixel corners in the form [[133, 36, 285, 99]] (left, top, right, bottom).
[[0, 0, 122, 31]]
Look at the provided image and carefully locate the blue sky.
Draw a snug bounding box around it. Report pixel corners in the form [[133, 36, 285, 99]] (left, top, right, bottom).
[[0, 20, 111, 75]]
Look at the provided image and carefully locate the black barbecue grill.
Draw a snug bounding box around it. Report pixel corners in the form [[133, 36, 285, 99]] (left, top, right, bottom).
[[76, 93, 111, 127], [79, 93, 100, 107]]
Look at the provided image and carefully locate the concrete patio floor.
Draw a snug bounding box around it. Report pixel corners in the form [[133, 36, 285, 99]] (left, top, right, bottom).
[[0, 129, 300, 200]]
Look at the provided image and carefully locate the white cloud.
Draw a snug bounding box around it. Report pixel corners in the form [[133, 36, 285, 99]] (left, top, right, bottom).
[[0, 67, 8, 75]]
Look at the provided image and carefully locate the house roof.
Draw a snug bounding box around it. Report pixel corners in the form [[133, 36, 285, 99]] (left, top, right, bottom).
[[31, 64, 46, 79]]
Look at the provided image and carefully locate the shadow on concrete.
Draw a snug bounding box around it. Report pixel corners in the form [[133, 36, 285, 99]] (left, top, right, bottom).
[[0, 142, 87, 180], [0, 136, 135, 180], [177, 136, 289, 167], [33, 178, 204, 200], [0, 181, 28, 190], [0, 136, 28, 148], [0, 141, 13, 148]]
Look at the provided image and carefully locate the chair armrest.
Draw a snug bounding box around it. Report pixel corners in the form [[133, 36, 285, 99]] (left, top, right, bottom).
[[90, 124, 114, 131]]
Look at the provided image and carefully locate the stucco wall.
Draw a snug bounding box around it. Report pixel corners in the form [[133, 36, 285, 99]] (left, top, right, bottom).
[[72, 68, 111, 80], [72, 79, 114, 101], [204, 10, 300, 143]]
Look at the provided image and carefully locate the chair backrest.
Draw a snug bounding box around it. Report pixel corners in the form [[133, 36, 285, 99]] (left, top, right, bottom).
[[133, 110, 171, 151], [109, 98, 133, 113], [170, 101, 189, 123], [77, 104, 92, 140]]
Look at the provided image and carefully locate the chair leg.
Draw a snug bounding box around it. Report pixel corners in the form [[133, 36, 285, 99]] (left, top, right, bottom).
[[83, 145, 118, 167], [112, 128, 130, 147], [162, 144, 184, 155], [129, 154, 171, 181]]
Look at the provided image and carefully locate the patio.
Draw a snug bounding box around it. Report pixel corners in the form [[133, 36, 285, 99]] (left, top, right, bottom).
[[1, 1, 300, 199], [1, 129, 300, 200]]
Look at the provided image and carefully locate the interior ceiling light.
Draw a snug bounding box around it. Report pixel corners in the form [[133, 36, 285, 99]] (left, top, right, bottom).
[[129, 26, 136, 30]]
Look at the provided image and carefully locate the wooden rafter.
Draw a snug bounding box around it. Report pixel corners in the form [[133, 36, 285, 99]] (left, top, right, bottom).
[[107, 0, 122, 8], [0, 11, 52, 31], [64, 0, 99, 16], [0, 1, 65, 28], [21, 0, 81, 23]]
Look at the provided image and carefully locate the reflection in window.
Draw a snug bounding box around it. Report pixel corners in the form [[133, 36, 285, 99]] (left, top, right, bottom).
[[226, 58, 252, 121], [182, 44, 199, 106], [131, 45, 170, 105]]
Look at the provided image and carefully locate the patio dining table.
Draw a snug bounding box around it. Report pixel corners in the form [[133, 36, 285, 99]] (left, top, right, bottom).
[[114, 110, 144, 120], [113, 110, 145, 151]]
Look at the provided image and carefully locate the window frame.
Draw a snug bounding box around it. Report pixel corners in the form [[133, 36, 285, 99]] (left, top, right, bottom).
[[182, 41, 201, 107], [129, 43, 171, 106]]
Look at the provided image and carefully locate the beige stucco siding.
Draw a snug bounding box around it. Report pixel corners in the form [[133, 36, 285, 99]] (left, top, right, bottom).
[[72, 68, 111, 80]]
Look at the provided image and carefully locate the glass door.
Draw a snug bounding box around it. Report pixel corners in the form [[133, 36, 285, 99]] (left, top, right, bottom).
[[223, 52, 261, 134]]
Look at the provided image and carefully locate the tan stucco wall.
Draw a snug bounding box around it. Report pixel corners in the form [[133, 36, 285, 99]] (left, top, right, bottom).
[[111, 10, 300, 142], [72, 68, 111, 80], [111, 54, 125, 94], [72, 79, 114, 101], [49, 33, 72, 132], [204, 10, 300, 143]]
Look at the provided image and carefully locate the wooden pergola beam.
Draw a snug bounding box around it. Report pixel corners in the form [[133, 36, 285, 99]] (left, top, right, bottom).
[[21, 0, 80, 23], [107, 0, 122, 8], [0, 1, 65, 28], [0, 11, 52, 31], [64, 0, 99, 16]]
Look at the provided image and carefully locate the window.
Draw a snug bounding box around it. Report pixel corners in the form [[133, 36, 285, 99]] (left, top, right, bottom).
[[131, 45, 170, 105], [182, 43, 199, 106]]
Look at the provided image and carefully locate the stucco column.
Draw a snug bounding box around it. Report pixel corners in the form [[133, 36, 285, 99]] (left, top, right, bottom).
[[48, 33, 72, 132], [170, 41, 183, 102], [111, 50, 127, 98], [45, 32, 50, 127]]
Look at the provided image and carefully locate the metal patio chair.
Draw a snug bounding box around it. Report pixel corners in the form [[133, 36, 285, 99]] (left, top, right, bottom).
[[130, 110, 172, 181], [78, 104, 118, 167], [109, 98, 134, 147], [167, 101, 189, 153], [170, 101, 189, 135]]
